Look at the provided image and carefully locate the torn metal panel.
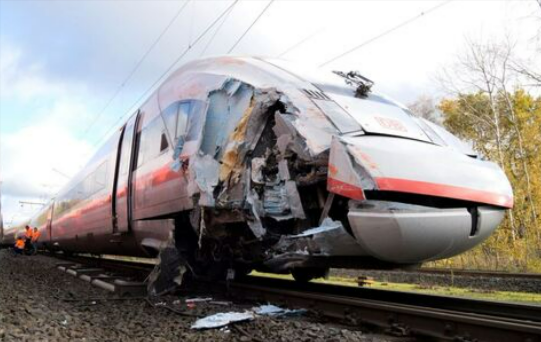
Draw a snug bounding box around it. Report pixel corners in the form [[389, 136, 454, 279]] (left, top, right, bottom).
[[273, 113, 312, 161], [310, 218, 365, 255], [269, 218, 366, 263], [262, 185, 293, 221], [327, 136, 376, 200], [188, 154, 220, 207], [200, 91, 230, 157], [222, 78, 243, 96], [246, 190, 266, 239], [147, 232, 187, 296], [218, 97, 255, 182], [289, 219, 342, 238], [285, 181, 306, 220], [278, 160, 290, 181], [170, 137, 185, 172], [251, 158, 266, 184]]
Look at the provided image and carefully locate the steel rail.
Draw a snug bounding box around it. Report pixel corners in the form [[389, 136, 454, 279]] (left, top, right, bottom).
[[238, 277, 541, 323], [416, 268, 541, 280], [229, 276, 541, 342]]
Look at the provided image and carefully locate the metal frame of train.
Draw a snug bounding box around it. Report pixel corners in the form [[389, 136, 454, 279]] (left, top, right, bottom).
[[1, 56, 513, 281]]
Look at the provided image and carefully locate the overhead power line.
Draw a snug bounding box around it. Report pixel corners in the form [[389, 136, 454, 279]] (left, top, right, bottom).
[[318, 0, 453, 68], [276, 28, 325, 58], [227, 0, 274, 54], [92, 0, 239, 147], [82, 0, 191, 138], [200, 1, 238, 57]]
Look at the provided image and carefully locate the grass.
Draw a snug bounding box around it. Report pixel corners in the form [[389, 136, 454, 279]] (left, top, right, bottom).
[[250, 271, 541, 305]]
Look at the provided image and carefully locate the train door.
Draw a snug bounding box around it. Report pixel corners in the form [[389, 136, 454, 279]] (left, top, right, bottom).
[[112, 112, 140, 234]]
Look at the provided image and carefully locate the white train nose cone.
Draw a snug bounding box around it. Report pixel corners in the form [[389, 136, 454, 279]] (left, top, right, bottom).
[[348, 204, 505, 263], [327, 135, 512, 264]]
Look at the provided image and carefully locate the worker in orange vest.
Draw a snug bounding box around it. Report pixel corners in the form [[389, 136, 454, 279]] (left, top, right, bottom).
[[14, 236, 25, 255], [31, 227, 40, 255], [24, 225, 33, 252]]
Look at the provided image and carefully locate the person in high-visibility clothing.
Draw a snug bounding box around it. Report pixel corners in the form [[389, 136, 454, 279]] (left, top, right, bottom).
[[31, 227, 40, 254], [14, 236, 25, 255], [24, 225, 33, 252]]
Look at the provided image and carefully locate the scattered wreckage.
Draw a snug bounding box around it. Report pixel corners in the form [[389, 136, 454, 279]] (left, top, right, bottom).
[[1, 56, 513, 288]]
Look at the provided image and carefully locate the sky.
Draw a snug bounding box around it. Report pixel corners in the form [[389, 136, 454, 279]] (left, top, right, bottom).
[[0, 0, 539, 227]]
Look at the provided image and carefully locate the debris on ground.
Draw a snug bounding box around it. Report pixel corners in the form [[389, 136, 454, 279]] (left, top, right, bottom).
[[185, 297, 213, 303], [253, 304, 308, 317], [191, 311, 255, 330]]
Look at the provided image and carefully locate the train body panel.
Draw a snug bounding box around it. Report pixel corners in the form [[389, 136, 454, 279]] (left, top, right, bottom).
[[2, 56, 513, 277]]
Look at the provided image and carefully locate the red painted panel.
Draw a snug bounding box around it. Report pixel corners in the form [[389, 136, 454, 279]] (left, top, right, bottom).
[[329, 176, 513, 208], [327, 177, 365, 201], [375, 177, 514, 209]]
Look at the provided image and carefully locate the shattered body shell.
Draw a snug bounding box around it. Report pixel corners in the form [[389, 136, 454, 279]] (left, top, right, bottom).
[[1, 56, 513, 274]]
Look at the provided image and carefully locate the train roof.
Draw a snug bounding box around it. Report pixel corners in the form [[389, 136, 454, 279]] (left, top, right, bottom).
[[166, 56, 358, 96], [160, 55, 406, 112]]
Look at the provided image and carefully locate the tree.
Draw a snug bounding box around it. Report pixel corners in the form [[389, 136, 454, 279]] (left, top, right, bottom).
[[408, 95, 441, 124], [437, 37, 541, 271]]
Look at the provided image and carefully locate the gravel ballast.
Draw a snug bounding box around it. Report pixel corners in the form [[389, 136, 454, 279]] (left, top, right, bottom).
[[0, 250, 402, 342]]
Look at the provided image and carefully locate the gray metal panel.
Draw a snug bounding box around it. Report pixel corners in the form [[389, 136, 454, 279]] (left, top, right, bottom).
[[348, 208, 472, 263], [347, 204, 506, 264]]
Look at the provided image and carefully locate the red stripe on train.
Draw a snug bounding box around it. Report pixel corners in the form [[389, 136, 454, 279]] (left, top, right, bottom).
[[375, 177, 513, 208], [327, 177, 365, 201], [328, 177, 513, 208]]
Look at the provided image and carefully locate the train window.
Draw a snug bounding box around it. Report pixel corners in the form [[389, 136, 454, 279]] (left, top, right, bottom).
[[162, 102, 179, 140], [176, 102, 191, 138], [160, 132, 169, 152], [161, 101, 193, 141], [95, 162, 107, 188], [82, 177, 90, 197], [137, 116, 167, 167]]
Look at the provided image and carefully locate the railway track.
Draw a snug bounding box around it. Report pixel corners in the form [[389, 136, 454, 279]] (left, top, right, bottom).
[[230, 276, 541, 342], [417, 268, 541, 280], [54, 254, 541, 342]]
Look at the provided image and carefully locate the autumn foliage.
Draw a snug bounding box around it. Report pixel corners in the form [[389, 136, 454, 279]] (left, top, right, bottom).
[[437, 90, 541, 271]]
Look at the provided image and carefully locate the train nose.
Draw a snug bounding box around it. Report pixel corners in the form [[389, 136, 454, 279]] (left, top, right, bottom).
[[327, 135, 513, 264], [347, 202, 505, 263]]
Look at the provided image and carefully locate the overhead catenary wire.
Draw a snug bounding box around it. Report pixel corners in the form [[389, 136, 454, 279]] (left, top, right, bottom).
[[276, 27, 325, 58], [92, 0, 239, 147], [318, 0, 453, 68], [199, 1, 238, 57], [227, 0, 274, 54], [82, 0, 191, 138]]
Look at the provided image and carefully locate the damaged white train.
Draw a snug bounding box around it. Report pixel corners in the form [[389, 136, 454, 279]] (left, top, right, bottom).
[[1, 56, 513, 284]]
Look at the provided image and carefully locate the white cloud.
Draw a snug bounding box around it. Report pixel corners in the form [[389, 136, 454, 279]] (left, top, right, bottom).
[[0, 101, 95, 225], [1, 43, 67, 100], [0, 42, 95, 224], [1, 101, 94, 196]]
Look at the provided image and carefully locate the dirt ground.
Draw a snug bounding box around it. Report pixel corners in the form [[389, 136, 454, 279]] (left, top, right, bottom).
[[0, 250, 401, 342]]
